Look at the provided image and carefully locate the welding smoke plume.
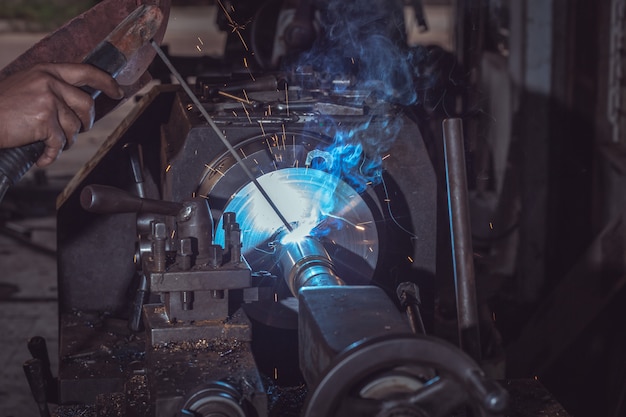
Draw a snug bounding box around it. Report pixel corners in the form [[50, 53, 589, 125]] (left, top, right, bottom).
[[287, 0, 427, 193], [293, 0, 420, 103]]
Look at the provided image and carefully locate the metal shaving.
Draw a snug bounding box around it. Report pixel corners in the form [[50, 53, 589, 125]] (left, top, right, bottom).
[[153, 338, 242, 354]]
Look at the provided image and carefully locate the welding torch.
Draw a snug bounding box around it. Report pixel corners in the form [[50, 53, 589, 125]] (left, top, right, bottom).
[[0, 4, 164, 203]]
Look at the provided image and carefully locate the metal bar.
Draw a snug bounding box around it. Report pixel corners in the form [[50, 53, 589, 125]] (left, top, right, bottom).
[[442, 118, 481, 362], [150, 40, 293, 233]]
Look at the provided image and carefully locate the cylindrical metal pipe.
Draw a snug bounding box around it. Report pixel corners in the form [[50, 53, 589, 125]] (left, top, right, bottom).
[[442, 118, 481, 362], [275, 236, 344, 296]]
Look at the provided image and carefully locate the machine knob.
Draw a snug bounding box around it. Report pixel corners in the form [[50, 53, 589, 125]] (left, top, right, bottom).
[[179, 381, 248, 417], [80, 184, 183, 215]]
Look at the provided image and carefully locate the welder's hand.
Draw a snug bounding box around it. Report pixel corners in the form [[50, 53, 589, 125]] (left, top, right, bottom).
[[0, 63, 124, 167]]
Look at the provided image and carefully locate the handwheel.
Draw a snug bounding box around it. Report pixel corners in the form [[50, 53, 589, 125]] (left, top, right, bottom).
[[303, 335, 509, 417]]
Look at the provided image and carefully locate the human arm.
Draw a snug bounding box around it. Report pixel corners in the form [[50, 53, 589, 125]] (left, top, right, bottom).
[[0, 62, 124, 167]]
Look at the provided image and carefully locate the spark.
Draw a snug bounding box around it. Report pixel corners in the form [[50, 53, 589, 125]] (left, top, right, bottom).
[[199, 194, 209, 200], [232, 111, 238, 117], [384, 198, 391, 202], [240, 148, 247, 158], [284, 82, 289, 116], [196, 45, 202, 52], [243, 57, 255, 81], [281, 124, 287, 149], [197, 36, 204, 45], [382, 154, 391, 160], [205, 164, 225, 177], [257, 120, 267, 136], [358, 221, 373, 226], [274, 367, 278, 380], [407, 256, 414, 263], [489, 222, 494, 230], [267, 104, 272, 115], [171, 230, 176, 239], [218, 90, 249, 103], [253, 158, 259, 165], [269, 134, 279, 149], [368, 247, 374, 253], [166, 164, 172, 173], [217, 0, 249, 51], [242, 89, 250, 104], [323, 212, 366, 230], [492, 312, 496, 322], [351, 57, 355, 64], [274, 293, 278, 302], [241, 102, 252, 123]]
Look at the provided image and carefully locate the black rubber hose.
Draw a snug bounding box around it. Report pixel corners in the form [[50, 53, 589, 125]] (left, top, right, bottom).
[[0, 41, 126, 202]]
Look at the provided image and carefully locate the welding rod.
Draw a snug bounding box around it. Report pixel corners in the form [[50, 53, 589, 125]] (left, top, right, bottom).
[[442, 118, 482, 363], [0, 5, 163, 203], [150, 39, 293, 233]]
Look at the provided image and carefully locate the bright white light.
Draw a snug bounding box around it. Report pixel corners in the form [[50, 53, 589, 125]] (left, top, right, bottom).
[[213, 167, 379, 272]]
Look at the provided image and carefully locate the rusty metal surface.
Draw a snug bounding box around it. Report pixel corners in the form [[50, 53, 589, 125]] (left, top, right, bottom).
[[0, 0, 171, 119], [0, 0, 169, 84]]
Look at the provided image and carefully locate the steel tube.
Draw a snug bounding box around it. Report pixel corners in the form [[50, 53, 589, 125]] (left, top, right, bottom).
[[275, 237, 344, 296], [442, 118, 482, 362]]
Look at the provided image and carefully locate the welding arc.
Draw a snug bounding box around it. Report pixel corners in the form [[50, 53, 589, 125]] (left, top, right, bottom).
[[150, 40, 293, 233]]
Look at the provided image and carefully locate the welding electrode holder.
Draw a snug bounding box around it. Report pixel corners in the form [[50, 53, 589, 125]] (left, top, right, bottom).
[[0, 41, 127, 203], [0, 3, 164, 203]]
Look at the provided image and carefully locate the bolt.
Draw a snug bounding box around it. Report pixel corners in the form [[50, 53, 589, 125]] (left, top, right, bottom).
[[177, 237, 193, 270], [181, 291, 194, 311], [152, 222, 168, 272], [178, 205, 193, 222]]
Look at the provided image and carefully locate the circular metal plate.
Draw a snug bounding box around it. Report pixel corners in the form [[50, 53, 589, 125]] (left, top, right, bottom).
[[213, 167, 379, 276]]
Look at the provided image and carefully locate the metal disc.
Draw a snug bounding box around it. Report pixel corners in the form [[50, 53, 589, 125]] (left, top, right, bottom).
[[213, 167, 379, 279]]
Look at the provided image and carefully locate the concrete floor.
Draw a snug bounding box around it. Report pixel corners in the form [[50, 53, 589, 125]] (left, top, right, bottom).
[[0, 4, 452, 416]]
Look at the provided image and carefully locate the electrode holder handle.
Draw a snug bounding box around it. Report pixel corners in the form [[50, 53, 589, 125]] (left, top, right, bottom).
[[80, 184, 183, 216]]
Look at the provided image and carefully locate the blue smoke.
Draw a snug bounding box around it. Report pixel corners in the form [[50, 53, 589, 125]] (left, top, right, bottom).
[[287, 0, 426, 193]]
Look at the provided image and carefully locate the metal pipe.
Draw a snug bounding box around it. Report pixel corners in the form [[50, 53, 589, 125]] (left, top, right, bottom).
[[442, 118, 481, 362], [275, 236, 344, 296]]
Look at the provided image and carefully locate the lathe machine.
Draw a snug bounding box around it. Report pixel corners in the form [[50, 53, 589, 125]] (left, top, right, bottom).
[[14, 53, 512, 417]]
